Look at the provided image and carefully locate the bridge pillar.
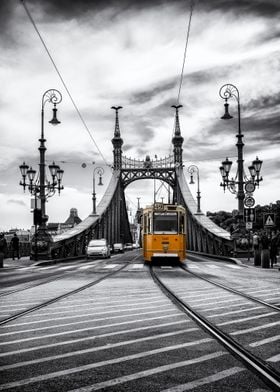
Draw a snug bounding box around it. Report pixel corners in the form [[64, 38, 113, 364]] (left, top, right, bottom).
[[111, 106, 123, 170], [172, 105, 184, 167]]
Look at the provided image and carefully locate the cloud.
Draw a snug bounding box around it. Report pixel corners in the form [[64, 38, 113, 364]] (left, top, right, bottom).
[[7, 199, 26, 207]]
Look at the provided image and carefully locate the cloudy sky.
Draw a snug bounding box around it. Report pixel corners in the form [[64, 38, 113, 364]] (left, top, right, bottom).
[[0, 0, 280, 231]]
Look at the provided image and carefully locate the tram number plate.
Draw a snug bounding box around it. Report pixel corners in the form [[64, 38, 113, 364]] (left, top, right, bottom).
[[154, 203, 164, 210]]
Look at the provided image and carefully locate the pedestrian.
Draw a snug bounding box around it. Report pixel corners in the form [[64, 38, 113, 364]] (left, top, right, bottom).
[[252, 232, 260, 250], [260, 232, 270, 268], [0, 233, 7, 268], [270, 231, 279, 267], [11, 233, 20, 260]]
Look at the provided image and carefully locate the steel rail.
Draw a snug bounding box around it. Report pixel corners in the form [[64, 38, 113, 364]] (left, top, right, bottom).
[[0, 262, 129, 327], [182, 263, 280, 311], [150, 266, 280, 392]]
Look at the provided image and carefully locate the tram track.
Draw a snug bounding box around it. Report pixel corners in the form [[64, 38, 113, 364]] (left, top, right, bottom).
[[150, 265, 280, 392], [0, 262, 130, 327]]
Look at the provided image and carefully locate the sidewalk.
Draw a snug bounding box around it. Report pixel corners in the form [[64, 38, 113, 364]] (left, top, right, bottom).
[[236, 257, 280, 270], [1, 257, 36, 269]]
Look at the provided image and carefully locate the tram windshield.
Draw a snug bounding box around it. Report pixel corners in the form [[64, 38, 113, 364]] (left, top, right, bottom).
[[153, 212, 178, 234]]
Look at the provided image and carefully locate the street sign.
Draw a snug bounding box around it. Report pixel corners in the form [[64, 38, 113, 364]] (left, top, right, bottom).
[[244, 196, 255, 208], [245, 182, 255, 193], [246, 222, 253, 230], [263, 213, 275, 227], [244, 208, 255, 222]]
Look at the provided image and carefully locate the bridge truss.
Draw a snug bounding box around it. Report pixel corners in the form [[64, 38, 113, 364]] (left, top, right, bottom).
[[45, 106, 233, 260]]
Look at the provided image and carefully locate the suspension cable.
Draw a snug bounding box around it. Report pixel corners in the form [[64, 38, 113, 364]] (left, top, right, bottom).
[[20, 0, 109, 167]]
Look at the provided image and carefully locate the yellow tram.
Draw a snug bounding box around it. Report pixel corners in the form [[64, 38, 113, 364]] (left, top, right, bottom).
[[142, 203, 186, 263]]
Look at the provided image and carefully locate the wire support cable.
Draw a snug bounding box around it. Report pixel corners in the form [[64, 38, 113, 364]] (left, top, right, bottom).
[[20, 0, 109, 167]]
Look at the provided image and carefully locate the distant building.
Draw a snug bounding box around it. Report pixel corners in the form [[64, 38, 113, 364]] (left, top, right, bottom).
[[64, 208, 82, 226], [45, 208, 82, 237]]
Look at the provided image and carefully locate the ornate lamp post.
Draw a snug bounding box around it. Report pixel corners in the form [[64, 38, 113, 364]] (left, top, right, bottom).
[[187, 165, 201, 214], [92, 166, 104, 215], [19, 89, 63, 260], [219, 83, 263, 235]]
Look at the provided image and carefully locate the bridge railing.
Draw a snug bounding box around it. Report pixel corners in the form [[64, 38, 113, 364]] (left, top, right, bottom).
[[176, 168, 233, 256], [50, 171, 121, 259]]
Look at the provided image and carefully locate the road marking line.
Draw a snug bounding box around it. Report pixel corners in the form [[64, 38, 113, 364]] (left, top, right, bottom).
[[181, 294, 233, 304], [0, 320, 191, 357], [58, 266, 74, 270], [217, 311, 278, 326], [23, 294, 165, 311], [22, 297, 168, 318], [177, 290, 221, 299], [161, 366, 245, 392], [0, 328, 199, 370], [250, 335, 280, 347], [67, 351, 226, 392], [0, 308, 182, 337], [131, 264, 144, 268], [205, 265, 220, 269], [231, 321, 280, 336], [203, 302, 251, 312], [208, 306, 263, 318], [226, 265, 241, 269], [0, 344, 220, 391], [266, 353, 280, 363], [104, 264, 118, 269], [78, 265, 96, 270], [195, 298, 242, 308], [0, 312, 185, 345], [2, 303, 172, 328], [244, 288, 280, 294]]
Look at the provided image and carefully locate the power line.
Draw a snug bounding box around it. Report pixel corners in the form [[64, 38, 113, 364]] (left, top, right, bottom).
[[170, 0, 195, 153], [176, 0, 195, 105], [20, 0, 109, 167]]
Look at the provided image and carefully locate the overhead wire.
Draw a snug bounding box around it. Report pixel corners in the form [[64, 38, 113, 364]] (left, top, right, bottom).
[[20, 0, 109, 167], [176, 0, 195, 106], [170, 0, 195, 154]]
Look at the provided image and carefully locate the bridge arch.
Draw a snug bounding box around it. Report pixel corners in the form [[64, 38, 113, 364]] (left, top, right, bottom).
[[45, 105, 233, 260]]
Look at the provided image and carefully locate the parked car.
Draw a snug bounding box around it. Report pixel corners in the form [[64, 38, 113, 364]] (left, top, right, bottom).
[[113, 243, 124, 253], [86, 239, 110, 259], [125, 243, 133, 250]]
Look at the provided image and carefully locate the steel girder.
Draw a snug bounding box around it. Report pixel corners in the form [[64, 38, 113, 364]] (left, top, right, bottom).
[[121, 168, 176, 189]]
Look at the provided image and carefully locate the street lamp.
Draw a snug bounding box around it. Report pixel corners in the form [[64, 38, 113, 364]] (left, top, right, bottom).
[[19, 89, 63, 259], [219, 83, 263, 234], [187, 165, 201, 214], [92, 165, 104, 215]]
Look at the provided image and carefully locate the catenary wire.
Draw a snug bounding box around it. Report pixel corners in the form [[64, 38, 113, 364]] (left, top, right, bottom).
[[176, 0, 195, 105], [170, 0, 195, 154], [20, 0, 109, 167]]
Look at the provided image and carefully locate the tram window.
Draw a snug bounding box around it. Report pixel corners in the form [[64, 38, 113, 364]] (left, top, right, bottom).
[[179, 213, 185, 233], [153, 212, 178, 233]]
